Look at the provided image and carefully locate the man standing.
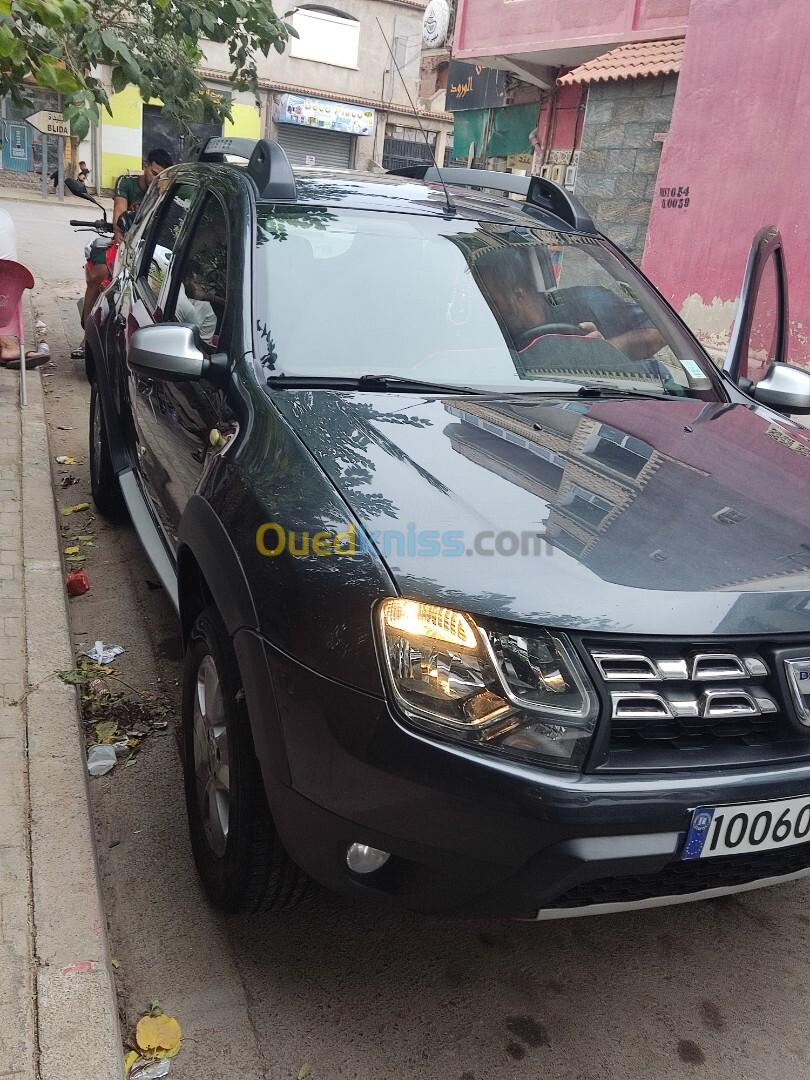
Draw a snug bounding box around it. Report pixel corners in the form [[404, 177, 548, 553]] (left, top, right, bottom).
[[78, 147, 173, 336]]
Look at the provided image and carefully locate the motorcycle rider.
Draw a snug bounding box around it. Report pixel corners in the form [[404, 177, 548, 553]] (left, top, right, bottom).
[[76, 148, 173, 348]]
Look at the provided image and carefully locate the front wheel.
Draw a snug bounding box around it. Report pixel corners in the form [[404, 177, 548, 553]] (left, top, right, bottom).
[[89, 382, 125, 520], [183, 605, 308, 913]]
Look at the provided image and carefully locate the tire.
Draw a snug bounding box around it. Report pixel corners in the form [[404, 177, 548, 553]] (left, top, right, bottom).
[[183, 605, 309, 913], [89, 381, 126, 520]]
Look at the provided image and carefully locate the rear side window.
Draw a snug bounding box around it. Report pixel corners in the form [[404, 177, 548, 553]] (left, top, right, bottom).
[[138, 182, 197, 307]]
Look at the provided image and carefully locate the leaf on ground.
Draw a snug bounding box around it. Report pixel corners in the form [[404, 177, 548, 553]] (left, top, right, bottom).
[[55, 455, 80, 465], [60, 502, 90, 515], [77, 534, 95, 542], [124, 1050, 139, 1075], [64, 546, 80, 556], [111, 958, 121, 969], [135, 1013, 182, 1056], [94, 719, 118, 743], [298, 1065, 312, 1080]]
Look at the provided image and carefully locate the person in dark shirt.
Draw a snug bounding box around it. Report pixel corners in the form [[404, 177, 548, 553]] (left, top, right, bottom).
[[79, 148, 172, 334]]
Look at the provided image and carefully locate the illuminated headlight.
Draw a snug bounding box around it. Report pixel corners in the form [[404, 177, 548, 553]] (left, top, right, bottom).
[[377, 599, 597, 768]]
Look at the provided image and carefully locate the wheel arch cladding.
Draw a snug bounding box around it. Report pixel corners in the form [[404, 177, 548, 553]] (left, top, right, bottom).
[[177, 496, 292, 788], [178, 494, 259, 641]]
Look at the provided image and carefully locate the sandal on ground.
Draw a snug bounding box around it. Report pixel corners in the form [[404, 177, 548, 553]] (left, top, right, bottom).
[[6, 351, 51, 371]]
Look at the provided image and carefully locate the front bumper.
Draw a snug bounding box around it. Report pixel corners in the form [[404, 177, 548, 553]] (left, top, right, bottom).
[[241, 632, 810, 918]]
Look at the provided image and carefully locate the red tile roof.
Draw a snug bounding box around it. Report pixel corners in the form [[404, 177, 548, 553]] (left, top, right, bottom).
[[558, 38, 684, 86]]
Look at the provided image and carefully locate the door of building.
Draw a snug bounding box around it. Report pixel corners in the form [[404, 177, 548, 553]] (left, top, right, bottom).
[[1, 122, 32, 172], [382, 125, 436, 172], [274, 124, 354, 168]]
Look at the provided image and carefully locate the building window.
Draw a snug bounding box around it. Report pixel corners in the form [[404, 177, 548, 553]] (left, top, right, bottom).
[[289, 6, 360, 69]]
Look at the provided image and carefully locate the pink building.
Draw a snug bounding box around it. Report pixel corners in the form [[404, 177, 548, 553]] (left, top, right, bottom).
[[453, 0, 810, 364]]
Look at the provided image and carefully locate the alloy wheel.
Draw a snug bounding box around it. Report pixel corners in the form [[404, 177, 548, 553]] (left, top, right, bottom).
[[192, 653, 231, 858]]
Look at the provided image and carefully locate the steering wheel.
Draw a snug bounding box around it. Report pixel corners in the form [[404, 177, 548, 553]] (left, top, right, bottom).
[[521, 323, 586, 341]]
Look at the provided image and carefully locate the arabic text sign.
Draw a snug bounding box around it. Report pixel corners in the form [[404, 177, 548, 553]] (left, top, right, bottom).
[[445, 62, 506, 112], [25, 110, 70, 137]]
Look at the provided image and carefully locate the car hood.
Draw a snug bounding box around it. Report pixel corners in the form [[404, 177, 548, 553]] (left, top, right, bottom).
[[274, 391, 810, 636]]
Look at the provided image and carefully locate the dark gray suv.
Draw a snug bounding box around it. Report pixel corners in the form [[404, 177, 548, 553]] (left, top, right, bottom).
[[85, 137, 810, 918]]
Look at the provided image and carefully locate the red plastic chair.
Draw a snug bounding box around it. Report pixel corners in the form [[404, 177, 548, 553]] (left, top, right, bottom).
[[0, 258, 35, 405]]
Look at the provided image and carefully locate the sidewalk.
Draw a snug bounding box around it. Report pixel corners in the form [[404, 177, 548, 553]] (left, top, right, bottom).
[[0, 351, 122, 1078], [0, 183, 113, 210]]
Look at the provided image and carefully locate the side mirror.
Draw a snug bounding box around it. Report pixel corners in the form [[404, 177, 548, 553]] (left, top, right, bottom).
[[129, 324, 206, 382], [752, 362, 810, 414], [117, 209, 136, 236]]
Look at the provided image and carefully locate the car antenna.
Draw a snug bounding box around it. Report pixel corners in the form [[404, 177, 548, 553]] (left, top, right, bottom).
[[375, 16, 456, 215]]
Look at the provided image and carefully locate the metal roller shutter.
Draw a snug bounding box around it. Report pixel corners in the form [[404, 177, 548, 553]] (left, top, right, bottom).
[[275, 124, 354, 168]]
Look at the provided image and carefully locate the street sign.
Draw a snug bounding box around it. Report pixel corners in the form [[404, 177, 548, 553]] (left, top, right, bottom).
[[25, 110, 70, 137]]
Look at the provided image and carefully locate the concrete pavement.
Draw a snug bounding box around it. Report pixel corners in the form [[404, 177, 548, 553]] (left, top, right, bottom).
[[0, 337, 122, 1076]]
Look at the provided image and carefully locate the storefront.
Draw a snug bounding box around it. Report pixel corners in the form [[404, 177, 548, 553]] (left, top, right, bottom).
[[271, 92, 375, 169]]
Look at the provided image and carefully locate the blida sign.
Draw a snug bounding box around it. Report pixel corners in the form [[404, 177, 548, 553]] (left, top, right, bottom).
[[25, 111, 71, 137]]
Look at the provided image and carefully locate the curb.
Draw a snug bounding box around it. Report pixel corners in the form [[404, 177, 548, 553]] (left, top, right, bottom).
[[20, 370, 124, 1079]]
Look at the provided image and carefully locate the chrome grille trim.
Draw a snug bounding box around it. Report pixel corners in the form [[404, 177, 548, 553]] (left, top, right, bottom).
[[591, 648, 769, 683], [610, 687, 778, 721]]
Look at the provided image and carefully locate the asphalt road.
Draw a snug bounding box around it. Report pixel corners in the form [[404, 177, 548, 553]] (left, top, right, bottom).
[[8, 193, 810, 1080]]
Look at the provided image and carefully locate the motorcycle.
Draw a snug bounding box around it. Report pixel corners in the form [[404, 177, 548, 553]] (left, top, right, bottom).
[[69, 184, 135, 376], [68, 184, 116, 294]]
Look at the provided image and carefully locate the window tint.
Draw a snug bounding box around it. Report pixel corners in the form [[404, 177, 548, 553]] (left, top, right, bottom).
[[139, 182, 196, 304], [167, 196, 229, 349]]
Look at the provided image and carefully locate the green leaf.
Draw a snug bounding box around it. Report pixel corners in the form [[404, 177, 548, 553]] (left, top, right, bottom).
[[70, 110, 90, 140], [111, 65, 128, 94], [94, 719, 118, 744], [0, 21, 19, 57], [100, 28, 122, 55]]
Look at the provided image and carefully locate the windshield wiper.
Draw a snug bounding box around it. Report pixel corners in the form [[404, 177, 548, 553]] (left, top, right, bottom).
[[266, 374, 479, 394], [574, 383, 670, 400]]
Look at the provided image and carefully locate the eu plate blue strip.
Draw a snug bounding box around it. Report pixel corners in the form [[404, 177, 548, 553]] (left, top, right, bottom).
[[682, 807, 715, 860]]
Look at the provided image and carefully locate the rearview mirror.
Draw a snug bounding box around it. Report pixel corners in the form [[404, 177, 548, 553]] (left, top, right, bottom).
[[129, 324, 206, 382], [752, 362, 810, 414], [67, 180, 107, 220]]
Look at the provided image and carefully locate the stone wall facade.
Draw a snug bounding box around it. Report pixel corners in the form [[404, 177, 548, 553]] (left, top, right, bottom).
[[574, 74, 677, 262]]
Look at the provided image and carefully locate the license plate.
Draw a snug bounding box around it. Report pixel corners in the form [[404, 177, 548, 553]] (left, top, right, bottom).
[[682, 794, 810, 860]]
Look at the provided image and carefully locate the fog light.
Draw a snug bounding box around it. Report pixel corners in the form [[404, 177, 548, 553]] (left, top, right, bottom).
[[346, 843, 390, 874]]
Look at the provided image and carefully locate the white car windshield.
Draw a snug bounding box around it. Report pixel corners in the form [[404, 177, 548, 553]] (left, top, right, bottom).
[[254, 206, 719, 398]]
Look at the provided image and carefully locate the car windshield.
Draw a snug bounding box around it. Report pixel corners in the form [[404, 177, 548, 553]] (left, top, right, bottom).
[[253, 206, 719, 398]]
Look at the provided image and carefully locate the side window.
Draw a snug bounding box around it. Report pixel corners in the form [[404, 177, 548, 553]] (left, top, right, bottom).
[[166, 196, 229, 350], [137, 182, 197, 306]]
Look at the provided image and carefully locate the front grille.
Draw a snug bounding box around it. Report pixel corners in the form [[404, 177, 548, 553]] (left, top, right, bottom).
[[580, 636, 810, 771], [547, 842, 810, 908]]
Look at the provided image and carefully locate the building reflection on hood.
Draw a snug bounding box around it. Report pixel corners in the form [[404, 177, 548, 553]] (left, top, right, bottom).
[[444, 397, 810, 594]]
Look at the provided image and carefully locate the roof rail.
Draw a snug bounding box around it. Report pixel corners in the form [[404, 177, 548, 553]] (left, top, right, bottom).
[[189, 137, 297, 201], [388, 164, 595, 233]]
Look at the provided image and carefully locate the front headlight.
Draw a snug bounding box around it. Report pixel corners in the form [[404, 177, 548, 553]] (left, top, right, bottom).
[[377, 598, 598, 769]]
